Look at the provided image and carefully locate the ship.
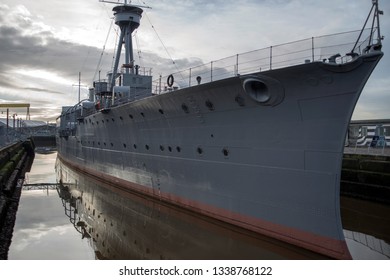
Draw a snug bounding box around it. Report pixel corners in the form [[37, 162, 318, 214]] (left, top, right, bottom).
[[56, 0, 384, 259]]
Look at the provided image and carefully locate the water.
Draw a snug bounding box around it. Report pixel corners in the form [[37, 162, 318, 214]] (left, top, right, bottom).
[[8, 152, 94, 260], [7, 152, 390, 259]]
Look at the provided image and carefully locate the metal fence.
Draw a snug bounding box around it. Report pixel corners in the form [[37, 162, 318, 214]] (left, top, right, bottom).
[[152, 28, 375, 94]]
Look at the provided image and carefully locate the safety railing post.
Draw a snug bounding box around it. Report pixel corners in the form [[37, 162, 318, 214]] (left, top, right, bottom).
[[211, 61, 213, 82], [236, 54, 239, 76], [312, 37, 315, 62], [189, 68, 192, 87]]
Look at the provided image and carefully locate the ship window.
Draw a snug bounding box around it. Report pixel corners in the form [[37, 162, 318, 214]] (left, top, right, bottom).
[[160, 145, 165, 151], [145, 145, 150, 150], [111, 143, 114, 147], [168, 146, 172, 152], [176, 146, 181, 153], [140, 112, 145, 117], [159, 109, 164, 115], [123, 143, 127, 148], [133, 144, 137, 149], [197, 147, 203, 155], [129, 114, 134, 119], [112, 118, 115, 122], [120, 116, 123, 120]]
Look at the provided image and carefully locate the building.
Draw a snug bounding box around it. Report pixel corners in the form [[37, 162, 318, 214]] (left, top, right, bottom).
[[347, 119, 390, 147]]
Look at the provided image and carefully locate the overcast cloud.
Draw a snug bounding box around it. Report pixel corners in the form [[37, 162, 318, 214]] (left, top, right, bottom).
[[0, 0, 389, 121]]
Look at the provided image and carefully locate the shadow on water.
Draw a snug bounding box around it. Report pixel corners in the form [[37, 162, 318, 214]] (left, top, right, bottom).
[[8, 152, 390, 259]]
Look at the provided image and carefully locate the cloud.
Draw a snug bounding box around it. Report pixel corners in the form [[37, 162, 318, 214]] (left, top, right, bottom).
[[0, 1, 389, 121]]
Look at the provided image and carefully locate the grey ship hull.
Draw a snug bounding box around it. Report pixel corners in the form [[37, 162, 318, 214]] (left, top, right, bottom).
[[57, 51, 382, 259]]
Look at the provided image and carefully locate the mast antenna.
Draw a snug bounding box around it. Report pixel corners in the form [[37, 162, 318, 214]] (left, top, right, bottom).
[[99, 0, 151, 9], [351, 0, 383, 54]]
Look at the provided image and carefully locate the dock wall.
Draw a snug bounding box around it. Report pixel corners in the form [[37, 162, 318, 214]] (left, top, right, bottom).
[[341, 151, 390, 205], [0, 140, 35, 259]]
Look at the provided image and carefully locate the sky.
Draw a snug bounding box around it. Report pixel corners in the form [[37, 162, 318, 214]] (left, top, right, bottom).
[[0, 0, 389, 122]]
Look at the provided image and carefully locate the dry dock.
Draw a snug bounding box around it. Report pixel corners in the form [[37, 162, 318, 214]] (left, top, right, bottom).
[[342, 147, 390, 205]]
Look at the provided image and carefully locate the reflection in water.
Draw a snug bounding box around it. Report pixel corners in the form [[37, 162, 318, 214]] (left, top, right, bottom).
[[8, 189, 95, 260], [56, 157, 328, 260], [340, 197, 390, 259], [9, 152, 390, 259], [8, 152, 95, 260]]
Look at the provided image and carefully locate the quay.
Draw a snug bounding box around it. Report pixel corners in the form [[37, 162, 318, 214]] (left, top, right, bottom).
[[0, 140, 35, 259], [342, 147, 390, 205]]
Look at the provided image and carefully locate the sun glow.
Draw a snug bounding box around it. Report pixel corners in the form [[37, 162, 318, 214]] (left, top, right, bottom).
[[14, 69, 73, 86]]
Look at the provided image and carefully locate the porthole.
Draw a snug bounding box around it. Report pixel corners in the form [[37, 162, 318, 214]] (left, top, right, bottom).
[[133, 144, 137, 149], [129, 114, 134, 119], [160, 145, 165, 151], [145, 144, 150, 150], [182, 103, 189, 114], [159, 109, 164, 115], [205, 100, 215, 111], [176, 146, 181, 153], [120, 116, 123, 120], [168, 146, 172, 152], [222, 148, 229, 157], [197, 147, 203, 155], [123, 143, 127, 148], [140, 112, 145, 117]]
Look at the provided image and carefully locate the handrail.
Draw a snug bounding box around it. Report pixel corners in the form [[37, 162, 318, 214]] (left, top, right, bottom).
[[152, 28, 376, 95]]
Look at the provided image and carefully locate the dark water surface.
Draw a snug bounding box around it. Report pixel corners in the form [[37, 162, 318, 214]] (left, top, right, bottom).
[[8, 152, 390, 259]]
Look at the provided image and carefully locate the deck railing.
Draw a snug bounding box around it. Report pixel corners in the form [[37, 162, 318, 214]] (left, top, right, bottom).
[[152, 28, 376, 94]]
